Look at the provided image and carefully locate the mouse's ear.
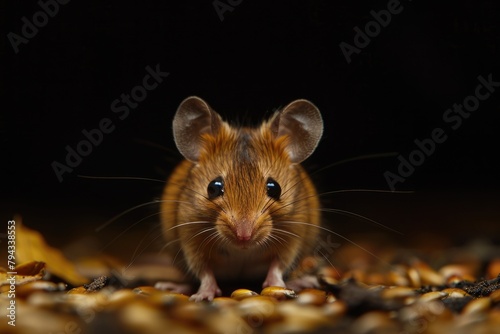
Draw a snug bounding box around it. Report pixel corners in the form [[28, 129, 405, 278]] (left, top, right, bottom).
[[173, 96, 222, 162], [271, 99, 323, 163]]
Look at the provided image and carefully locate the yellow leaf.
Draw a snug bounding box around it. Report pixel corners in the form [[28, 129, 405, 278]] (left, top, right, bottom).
[[0, 262, 46, 293], [15, 216, 89, 286]]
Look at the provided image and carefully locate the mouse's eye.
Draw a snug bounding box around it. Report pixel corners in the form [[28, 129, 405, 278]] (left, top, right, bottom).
[[207, 177, 224, 199], [266, 178, 281, 200]]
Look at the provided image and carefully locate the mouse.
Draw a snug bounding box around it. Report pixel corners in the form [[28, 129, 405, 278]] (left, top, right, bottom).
[[158, 96, 323, 301]]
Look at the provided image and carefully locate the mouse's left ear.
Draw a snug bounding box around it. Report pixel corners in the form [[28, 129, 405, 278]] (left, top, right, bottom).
[[271, 99, 323, 163]]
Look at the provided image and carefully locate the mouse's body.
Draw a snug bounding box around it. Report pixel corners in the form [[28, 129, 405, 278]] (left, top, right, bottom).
[[160, 97, 323, 301]]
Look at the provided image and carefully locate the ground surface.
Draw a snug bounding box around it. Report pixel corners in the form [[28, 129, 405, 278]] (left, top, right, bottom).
[[1, 219, 500, 334]]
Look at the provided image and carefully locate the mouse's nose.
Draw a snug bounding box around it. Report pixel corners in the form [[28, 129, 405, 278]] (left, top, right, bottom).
[[236, 232, 251, 242], [233, 219, 253, 243]]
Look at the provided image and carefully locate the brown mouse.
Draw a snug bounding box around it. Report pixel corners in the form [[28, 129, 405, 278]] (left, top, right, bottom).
[[159, 96, 323, 301]]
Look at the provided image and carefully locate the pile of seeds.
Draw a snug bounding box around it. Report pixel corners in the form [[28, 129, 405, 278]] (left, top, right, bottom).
[[1, 255, 499, 334]]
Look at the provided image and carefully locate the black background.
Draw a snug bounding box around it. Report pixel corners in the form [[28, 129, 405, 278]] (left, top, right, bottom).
[[1, 0, 499, 254]]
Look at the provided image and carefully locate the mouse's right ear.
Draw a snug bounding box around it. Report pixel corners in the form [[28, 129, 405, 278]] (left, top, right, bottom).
[[173, 96, 222, 162]]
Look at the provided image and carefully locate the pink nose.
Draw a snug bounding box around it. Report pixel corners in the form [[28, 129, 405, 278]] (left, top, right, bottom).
[[237, 233, 251, 242]]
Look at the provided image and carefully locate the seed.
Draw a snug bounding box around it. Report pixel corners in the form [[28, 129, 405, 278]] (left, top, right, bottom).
[[151, 292, 190, 307], [231, 289, 258, 300], [296, 289, 327, 306], [212, 297, 239, 308], [170, 302, 210, 325], [269, 301, 331, 333], [439, 264, 475, 280], [326, 294, 337, 303], [400, 300, 448, 324], [299, 256, 319, 273], [407, 268, 421, 288], [260, 286, 297, 300], [489, 289, 500, 303], [446, 274, 464, 285], [442, 288, 470, 298], [322, 300, 347, 319], [487, 259, 500, 279], [133, 286, 161, 296], [381, 286, 416, 300], [321, 276, 339, 286], [419, 291, 448, 303], [412, 260, 444, 286], [238, 296, 281, 324], [107, 289, 139, 307], [319, 266, 342, 280], [207, 307, 252, 333], [17, 281, 66, 298], [462, 297, 491, 315], [343, 269, 366, 283], [351, 311, 398, 334], [366, 272, 387, 285], [67, 286, 87, 294], [388, 266, 410, 287], [120, 302, 171, 333]]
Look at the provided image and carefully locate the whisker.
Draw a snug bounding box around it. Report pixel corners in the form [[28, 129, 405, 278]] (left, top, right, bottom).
[[268, 233, 287, 247], [275, 221, 389, 265], [194, 229, 218, 252], [207, 232, 224, 259], [309, 152, 399, 178], [124, 228, 166, 271], [159, 237, 181, 254], [163, 220, 212, 233], [272, 227, 301, 240], [321, 208, 403, 235], [95, 199, 188, 232], [100, 211, 163, 251], [314, 247, 341, 277]]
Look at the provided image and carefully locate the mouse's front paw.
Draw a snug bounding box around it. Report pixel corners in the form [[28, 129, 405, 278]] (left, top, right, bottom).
[[189, 286, 222, 302]]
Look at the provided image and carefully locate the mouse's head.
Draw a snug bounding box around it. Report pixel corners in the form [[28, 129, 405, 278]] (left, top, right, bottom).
[[172, 96, 323, 251]]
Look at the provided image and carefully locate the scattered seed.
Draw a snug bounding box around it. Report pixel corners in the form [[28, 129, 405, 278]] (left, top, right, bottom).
[[419, 291, 448, 303], [489, 289, 500, 303], [231, 289, 258, 300], [412, 260, 445, 286], [487, 259, 500, 280], [381, 286, 416, 300], [261, 286, 297, 300], [322, 300, 347, 319], [212, 297, 239, 307], [133, 286, 160, 296], [296, 289, 327, 306], [462, 297, 491, 315], [442, 288, 470, 298], [407, 267, 421, 288]]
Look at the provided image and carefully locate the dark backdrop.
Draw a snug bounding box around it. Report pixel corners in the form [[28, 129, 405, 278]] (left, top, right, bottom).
[[1, 0, 499, 251]]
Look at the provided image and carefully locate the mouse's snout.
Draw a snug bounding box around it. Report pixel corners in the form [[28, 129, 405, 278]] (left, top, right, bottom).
[[221, 214, 269, 249], [234, 218, 254, 242]]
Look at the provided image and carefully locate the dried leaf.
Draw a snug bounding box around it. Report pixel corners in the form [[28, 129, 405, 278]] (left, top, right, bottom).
[[0, 262, 46, 293], [15, 217, 89, 286]]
